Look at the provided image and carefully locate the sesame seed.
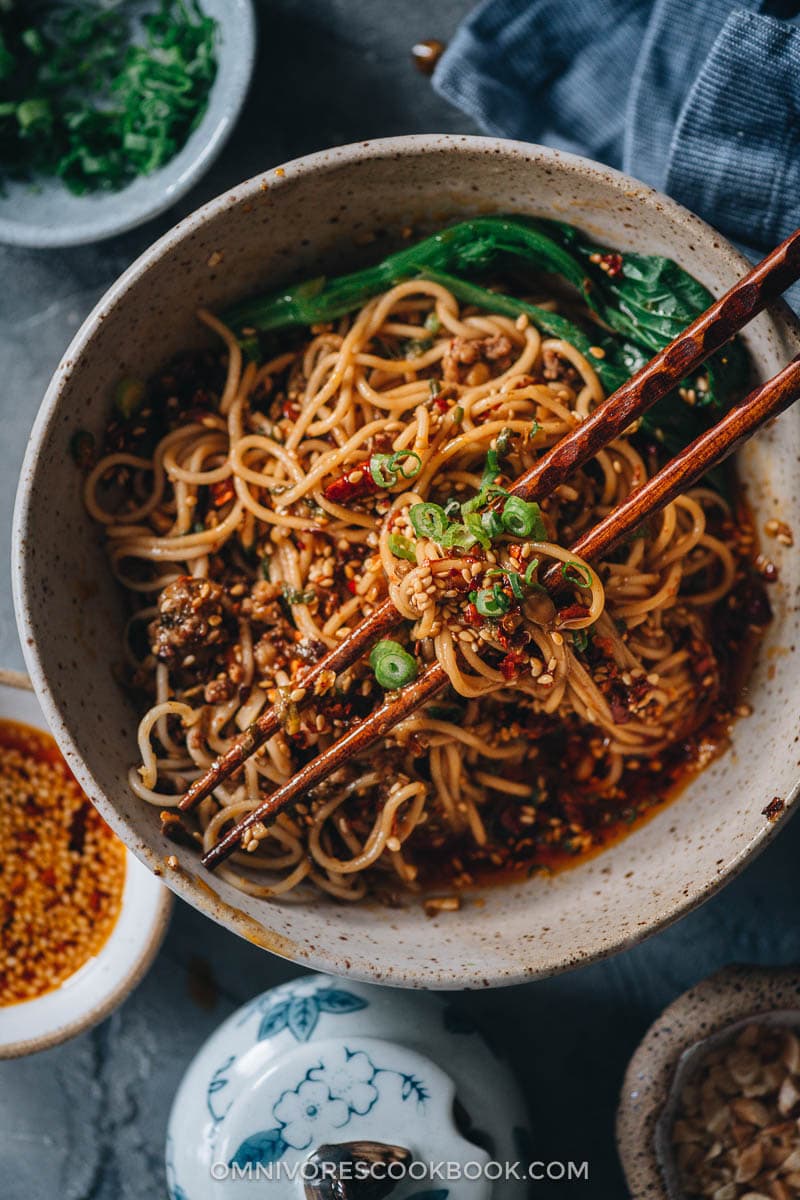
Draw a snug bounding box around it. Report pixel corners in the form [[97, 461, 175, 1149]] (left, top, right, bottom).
[[0, 725, 125, 1005]]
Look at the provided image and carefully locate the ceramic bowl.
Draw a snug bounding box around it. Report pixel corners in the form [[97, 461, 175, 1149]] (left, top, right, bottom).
[[12, 135, 800, 988], [0, 0, 256, 248], [0, 670, 172, 1058], [616, 965, 800, 1198]]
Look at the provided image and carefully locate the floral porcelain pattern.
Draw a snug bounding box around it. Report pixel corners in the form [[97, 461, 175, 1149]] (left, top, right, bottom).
[[230, 1044, 430, 1165], [204, 983, 370, 1127], [239, 982, 367, 1043]]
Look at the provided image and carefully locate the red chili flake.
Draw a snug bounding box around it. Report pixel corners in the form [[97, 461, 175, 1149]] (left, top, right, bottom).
[[323, 460, 380, 504], [762, 796, 785, 821], [557, 603, 589, 624], [68, 804, 88, 854], [346, 579, 357, 594], [593, 636, 615, 657], [463, 602, 483, 627], [210, 479, 235, 507], [599, 252, 624, 278], [445, 568, 470, 591], [282, 399, 300, 419], [499, 651, 524, 680], [434, 395, 450, 413]]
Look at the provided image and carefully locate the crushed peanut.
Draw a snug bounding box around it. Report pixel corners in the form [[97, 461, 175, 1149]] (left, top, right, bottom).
[[673, 1023, 800, 1199]]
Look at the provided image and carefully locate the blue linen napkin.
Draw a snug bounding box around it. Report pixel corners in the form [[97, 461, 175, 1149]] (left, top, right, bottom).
[[433, 0, 800, 262]]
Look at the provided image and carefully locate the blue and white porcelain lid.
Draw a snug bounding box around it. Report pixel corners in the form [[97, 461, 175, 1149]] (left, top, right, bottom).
[[167, 973, 530, 1199], [212, 1037, 490, 1197]]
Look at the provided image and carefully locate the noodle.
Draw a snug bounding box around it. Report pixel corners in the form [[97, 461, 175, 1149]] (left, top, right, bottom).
[[83, 274, 766, 905]]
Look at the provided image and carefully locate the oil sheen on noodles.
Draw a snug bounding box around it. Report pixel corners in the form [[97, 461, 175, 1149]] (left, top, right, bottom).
[[84, 277, 744, 906]]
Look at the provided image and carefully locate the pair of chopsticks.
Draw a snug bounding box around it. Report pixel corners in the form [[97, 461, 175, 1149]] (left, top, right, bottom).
[[182, 228, 800, 871]]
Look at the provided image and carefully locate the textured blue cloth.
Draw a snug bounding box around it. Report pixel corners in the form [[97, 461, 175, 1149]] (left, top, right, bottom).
[[433, 0, 800, 256]]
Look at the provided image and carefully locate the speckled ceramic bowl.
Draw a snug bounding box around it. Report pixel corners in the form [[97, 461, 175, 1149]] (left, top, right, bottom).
[[617, 965, 800, 1198], [11, 136, 800, 988]]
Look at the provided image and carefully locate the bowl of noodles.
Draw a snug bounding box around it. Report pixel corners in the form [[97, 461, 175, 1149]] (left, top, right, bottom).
[[12, 136, 800, 987]]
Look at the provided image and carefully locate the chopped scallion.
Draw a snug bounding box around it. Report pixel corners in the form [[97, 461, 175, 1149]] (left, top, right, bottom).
[[501, 496, 546, 538], [561, 561, 593, 589], [475, 586, 511, 617], [409, 502, 448, 540], [369, 640, 418, 689], [388, 532, 417, 562]]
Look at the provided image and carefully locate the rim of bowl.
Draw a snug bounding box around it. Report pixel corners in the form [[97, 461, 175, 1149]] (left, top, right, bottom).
[[0, 0, 256, 248], [11, 134, 800, 988], [0, 669, 173, 1058]]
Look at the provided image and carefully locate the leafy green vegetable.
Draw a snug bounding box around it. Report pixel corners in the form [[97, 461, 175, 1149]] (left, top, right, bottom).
[[226, 215, 750, 493], [0, 0, 218, 195]]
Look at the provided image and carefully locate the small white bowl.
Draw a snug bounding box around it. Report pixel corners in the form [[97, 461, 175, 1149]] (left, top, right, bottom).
[[0, 670, 172, 1058], [0, 0, 256, 248]]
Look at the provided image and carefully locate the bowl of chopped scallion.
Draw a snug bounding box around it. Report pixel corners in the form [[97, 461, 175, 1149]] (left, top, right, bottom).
[[0, 0, 255, 247]]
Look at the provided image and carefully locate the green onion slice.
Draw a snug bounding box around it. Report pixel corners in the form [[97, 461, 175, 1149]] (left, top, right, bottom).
[[523, 557, 541, 587], [561, 561, 593, 589], [441, 523, 477, 550], [369, 640, 418, 689], [464, 511, 491, 550], [475, 585, 511, 617], [507, 571, 526, 601], [388, 533, 417, 562], [409, 502, 448, 540], [369, 450, 422, 488], [572, 628, 589, 652], [283, 584, 316, 605], [480, 509, 504, 539], [495, 427, 514, 456], [501, 496, 546, 538]]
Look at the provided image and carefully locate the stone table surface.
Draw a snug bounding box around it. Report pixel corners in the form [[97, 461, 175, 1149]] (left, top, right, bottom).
[[1, 2, 799, 1197]]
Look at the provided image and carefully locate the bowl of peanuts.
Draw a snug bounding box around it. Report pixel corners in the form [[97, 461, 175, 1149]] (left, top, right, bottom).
[[618, 965, 800, 1200]]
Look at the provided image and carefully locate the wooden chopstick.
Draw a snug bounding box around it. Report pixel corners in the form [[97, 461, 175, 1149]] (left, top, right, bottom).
[[181, 227, 800, 816], [201, 354, 800, 870], [544, 352, 800, 584], [179, 599, 402, 810]]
